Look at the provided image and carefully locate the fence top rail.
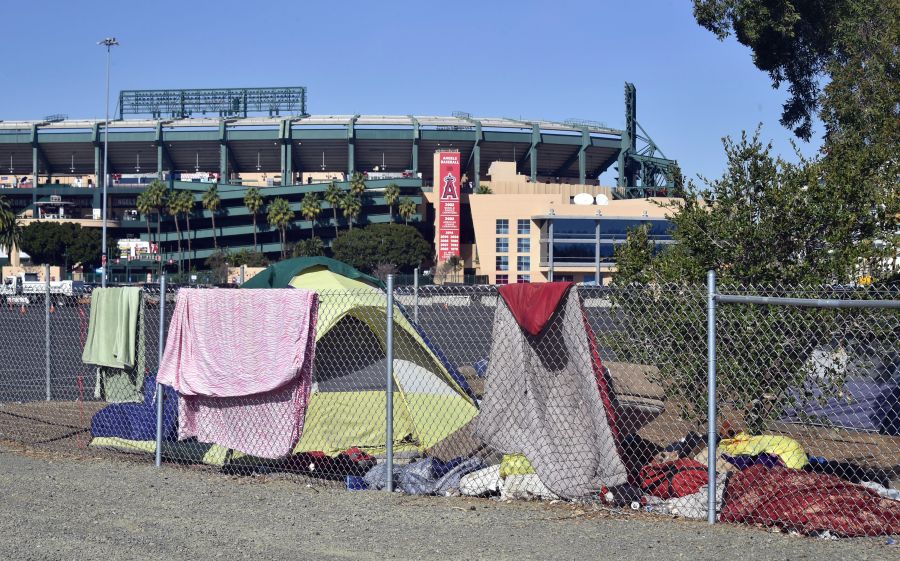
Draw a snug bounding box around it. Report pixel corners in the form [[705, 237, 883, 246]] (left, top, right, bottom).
[[715, 293, 900, 309]]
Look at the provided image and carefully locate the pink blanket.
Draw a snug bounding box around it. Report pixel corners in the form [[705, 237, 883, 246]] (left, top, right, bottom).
[[158, 288, 318, 458]]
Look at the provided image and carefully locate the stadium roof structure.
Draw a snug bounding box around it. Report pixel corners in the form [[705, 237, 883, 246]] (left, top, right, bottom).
[[0, 84, 677, 196], [0, 114, 621, 185]]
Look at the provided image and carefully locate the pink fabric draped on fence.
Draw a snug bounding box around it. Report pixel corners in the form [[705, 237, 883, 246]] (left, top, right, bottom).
[[158, 289, 319, 458]]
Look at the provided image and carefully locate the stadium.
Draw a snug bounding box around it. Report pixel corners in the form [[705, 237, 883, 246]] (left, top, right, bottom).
[[0, 84, 679, 284]]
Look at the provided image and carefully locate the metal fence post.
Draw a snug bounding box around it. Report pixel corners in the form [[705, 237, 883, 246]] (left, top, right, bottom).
[[44, 263, 51, 401], [155, 274, 167, 468], [385, 273, 395, 492], [239, 265, 246, 285], [706, 269, 717, 524], [413, 267, 419, 324]]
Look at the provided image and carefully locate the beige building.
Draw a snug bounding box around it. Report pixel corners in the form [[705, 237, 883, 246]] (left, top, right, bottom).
[[424, 161, 678, 284]]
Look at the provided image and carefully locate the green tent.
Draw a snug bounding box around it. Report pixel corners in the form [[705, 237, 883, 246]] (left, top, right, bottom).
[[245, 258, 478, 457]]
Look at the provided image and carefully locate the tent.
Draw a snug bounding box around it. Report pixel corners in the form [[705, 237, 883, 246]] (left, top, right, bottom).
[[782, 376, 900, 436], [474, 282, 629, 498], [243, 257, 479, 457]]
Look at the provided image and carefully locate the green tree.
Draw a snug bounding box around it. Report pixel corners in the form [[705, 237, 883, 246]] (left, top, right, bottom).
[[692, 0, 860, 140], [605, 130, 884, 432], [383, 183, 400, 222], [244, 186, 264, 251], [331, 223, 431, 273], [227, 248, 269, 267], [667, 163, 687, 198], [613, 224, 655, 286], [143, 180, 168, 260], [300, 192, 322, 237], [204, 250, 229, 285], [68, 225, 104, 269], [817, 2, 900, 280], [135, 191, 154, 247], [166, 193, 185, 273], [339, 193, 362, 231], [293, 237, 326, 258], [349, 171, 366, 196], [202, 184, 222, 249], [693, 1, 899, 280], [475, 185, 493, 194], [324, 181, 342, 237], [175, 191, 195, 270], [267, 197, 294, 260], [398, 197, 417, 225], [654, 130, 841, 285], [18, 222, 104, 268], [0, 195, 20, 258]]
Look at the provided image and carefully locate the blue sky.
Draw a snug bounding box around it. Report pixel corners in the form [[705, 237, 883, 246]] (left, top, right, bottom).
[[0, 0, 821, 185]]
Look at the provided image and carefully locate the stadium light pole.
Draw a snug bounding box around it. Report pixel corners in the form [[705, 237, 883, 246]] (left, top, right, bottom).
[[98, 37, 119, 288]]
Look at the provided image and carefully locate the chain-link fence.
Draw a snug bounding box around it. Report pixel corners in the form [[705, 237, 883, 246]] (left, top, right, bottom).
[[0, 276, 898, 537]]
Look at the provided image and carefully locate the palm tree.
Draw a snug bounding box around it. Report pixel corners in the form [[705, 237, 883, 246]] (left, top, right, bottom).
[[135, 191, 154, 245], [349, 171, 366, 196], [144, 180, 168, 262], [171, 190, 195, 271], [167, 194, 184, 273], [399, 197, 417, 225], [244, 186, 264, 251], [267, 197, 294, 259], [384, 183, 400, 222], [300, 192, 322, 237], [0, 195, 20, 260], [324, 181, 342, 237], [339, 193, 362, 231], [202, 184, 221, 249]]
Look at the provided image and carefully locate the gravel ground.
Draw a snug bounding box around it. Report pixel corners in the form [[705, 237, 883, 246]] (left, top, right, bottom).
[[0, 444, 895, 561]]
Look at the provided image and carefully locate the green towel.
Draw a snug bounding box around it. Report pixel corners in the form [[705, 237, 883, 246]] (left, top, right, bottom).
[[82, 287, 142, 368], [82, 287, 145, 403]]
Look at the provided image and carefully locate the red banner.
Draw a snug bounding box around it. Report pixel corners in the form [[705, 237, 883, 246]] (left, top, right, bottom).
[[437, 151, 461, 263]]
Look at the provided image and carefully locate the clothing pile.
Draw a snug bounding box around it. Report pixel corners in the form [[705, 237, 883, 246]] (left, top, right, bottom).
[[632, 429, 900, 536]]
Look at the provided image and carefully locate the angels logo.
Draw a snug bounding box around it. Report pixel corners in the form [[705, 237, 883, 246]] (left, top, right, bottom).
[[440, 172, 458, 200]]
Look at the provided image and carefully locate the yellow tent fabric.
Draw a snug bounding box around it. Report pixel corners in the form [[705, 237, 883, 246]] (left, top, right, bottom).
[[287, 266, 478, 456], [89, 437, 239, 466]]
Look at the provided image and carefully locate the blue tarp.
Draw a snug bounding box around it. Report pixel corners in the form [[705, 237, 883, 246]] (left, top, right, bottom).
[[781, 376, 900, 436], [91, 375, 178, 441]]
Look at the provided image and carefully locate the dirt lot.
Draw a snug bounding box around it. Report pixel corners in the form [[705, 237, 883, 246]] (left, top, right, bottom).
[[0, 443, 896, 561]]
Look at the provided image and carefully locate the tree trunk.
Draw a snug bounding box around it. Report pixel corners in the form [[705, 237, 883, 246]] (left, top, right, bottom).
[[156, 211, 162, 276], [184, 213, 192, 272], [174, 216, 183, 275], [252, 213, 258, 251], [280, 226, 287, 260], [211, 212, 218, 249], [332, 208, 338, 237], [389, 206, 393, 223]]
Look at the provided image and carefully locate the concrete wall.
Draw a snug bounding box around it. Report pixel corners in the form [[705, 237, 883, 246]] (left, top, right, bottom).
[[2, 265, 64, 282]]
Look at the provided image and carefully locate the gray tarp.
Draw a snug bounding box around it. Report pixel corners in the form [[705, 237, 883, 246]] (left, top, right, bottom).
[[473, 288, 627, 498]]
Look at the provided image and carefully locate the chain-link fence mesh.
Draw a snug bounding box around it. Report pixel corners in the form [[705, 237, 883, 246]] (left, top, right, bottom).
[[0, 280, 897, 536]]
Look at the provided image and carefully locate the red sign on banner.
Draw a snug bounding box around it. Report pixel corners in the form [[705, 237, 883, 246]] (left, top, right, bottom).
[[437, 151, 461, 263]]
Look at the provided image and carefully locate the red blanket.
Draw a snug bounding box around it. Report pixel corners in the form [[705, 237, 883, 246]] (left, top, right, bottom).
[[721, 465, 900, 536]]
